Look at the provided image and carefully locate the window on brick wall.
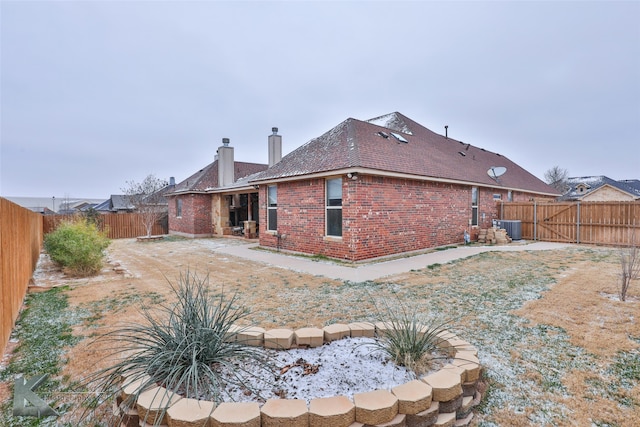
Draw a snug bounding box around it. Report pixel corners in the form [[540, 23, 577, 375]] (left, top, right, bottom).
[[326, 178, 342, 237], [471, 186, 478, 226], [267, 185, 277, 231], [176, 198, 182, 218], [508, 190, 513, 202]]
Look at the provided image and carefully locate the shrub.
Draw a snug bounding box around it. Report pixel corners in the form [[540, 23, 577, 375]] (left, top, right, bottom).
[[44, 218, 110, 276], [82, 270, 274, 425], [619, 231, 639, 302], [366, 296, 452, 376]]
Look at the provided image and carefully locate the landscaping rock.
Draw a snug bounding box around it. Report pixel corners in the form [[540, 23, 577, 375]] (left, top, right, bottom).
[[136, 386, 181, 426], [264, 328, 295, 349], [354, 389, 399, 425], [323, 323, 351, 342], [261, 398, 308, 427], [166, 398, 216, 427], [295, 327, 324, 348], [348, 322, 375, 338], [391, 380, 433, 414], [236, 326, 266, 347], [421, 370, 463, 403], [433, 412, 456, 427], [365, 413, 406, 427], [210, 402, 261, 427], [405, 401, 439, 427], [309, 395, 355, 427]]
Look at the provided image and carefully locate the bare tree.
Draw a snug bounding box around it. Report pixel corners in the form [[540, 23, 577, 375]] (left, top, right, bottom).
[[619, 231, 640, 302], [122, 174, 168, 238], [544, 166, 570, 193]]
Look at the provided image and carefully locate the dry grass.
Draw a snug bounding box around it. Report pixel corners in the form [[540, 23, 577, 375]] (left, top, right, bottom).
[[2, 237, 639, 426]]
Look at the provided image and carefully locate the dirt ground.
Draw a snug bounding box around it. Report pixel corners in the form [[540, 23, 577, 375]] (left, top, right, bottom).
[[3, 236, 640, 426]]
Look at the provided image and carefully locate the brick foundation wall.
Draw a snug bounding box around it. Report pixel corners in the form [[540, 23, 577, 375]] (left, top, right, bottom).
[[259, 175, 542, 261]]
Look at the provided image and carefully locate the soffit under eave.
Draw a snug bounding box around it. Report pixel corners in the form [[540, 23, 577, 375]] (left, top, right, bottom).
[[249, 168, 560, 197]]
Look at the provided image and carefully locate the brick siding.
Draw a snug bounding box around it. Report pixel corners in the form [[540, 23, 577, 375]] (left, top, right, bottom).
[[259, 174, 551, 261], [167, 194, 213, 237]]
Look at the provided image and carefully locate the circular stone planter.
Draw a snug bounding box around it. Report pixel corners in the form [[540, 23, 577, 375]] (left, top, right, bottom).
[[117, 322, 483, 427]]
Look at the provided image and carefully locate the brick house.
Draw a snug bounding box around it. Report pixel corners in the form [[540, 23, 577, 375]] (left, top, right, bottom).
[[165, 138, 270, 238], [250, 112, 558, 261], [561, 176, 640, 201], [167, 112, 559, 260]]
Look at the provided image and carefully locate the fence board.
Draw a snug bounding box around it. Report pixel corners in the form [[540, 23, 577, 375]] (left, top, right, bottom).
[[501, 201, 639, 246], [1, 198, 43, 355], [43, 213, 167, 239]]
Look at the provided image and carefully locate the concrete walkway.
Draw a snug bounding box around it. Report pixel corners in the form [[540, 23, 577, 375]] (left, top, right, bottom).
[[213, 241, 573, 282]]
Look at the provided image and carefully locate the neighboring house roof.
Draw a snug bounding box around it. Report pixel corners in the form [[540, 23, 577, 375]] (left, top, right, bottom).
[[95, 195, 135, 212], [251, 112, 558, 196], [167, 160, 268, 195], [3, 196, 103, 213], [562, 176, 640, 200]]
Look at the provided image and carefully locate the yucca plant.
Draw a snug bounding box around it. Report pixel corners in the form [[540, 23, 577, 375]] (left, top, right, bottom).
[[365, 296, 453, 376], [80, 270, 275, 425]]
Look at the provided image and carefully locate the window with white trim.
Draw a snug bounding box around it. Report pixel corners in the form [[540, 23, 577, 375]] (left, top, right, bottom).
[[176, 198, 182, 217], [326, 178, 342, 237], [471, 187, 479, 226], [267, 185, 277, 231]]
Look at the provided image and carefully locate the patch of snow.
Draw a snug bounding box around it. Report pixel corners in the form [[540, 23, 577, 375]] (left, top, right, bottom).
[[220, 337, 422, 403]]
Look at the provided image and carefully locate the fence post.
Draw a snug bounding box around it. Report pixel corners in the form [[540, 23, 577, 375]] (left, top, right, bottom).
[[533, 201, 537, 241], [576, 202, 581, 244]]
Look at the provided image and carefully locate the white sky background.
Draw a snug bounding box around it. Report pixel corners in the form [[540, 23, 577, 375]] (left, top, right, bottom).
[[1, 1, 638, 198]]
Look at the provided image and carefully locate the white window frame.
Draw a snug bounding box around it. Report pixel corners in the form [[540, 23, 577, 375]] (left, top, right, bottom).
[[176, 198, 182, 218], [267, 185, 277, 232], [471, 187, 479, 226], [325, 177, 342, 237]]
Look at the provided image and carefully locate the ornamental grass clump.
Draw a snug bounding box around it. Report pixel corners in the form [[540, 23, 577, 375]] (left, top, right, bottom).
[[367, 297, 453, 376], [44, 217, 110, 276], [82, 270, 275, 425]]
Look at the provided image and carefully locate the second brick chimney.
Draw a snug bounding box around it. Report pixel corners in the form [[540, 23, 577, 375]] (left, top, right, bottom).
[[218, 138, 234, 187]]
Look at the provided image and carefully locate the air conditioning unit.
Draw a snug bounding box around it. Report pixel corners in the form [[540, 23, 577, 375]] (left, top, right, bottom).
[[497, 220, 522, 241]]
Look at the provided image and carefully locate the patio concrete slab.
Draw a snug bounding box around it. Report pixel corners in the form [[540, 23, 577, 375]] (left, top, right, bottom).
[[213, 241, 572, 281]]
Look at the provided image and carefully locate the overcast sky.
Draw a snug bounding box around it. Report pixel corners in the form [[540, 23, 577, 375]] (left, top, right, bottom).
[[1, 0, 638, 199]]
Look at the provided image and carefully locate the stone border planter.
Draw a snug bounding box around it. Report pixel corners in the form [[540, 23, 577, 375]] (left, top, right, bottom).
[[117, 322, 483, 427]]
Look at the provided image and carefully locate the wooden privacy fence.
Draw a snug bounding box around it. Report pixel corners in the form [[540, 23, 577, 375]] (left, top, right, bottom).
[[1, 197, 43, 355], [500, 201, 640, 246], [43, 212, 168, 239]]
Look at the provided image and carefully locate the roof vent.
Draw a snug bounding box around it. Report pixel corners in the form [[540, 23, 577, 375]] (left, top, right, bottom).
[[377, 131, 389, 139], [458, 151, 467, 157], [222, 138, 230, 147], [445, 125, 448, 139], [391, 132, 408, 143]]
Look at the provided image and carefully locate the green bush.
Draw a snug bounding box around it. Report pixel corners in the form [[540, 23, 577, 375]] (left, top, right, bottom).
[[44, 219, 110, 276]]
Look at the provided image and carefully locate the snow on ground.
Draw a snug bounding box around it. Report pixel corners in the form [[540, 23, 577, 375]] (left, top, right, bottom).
[[220, 337, 427, 403]]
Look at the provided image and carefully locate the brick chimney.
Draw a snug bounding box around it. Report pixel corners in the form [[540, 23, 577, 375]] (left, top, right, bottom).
[[218, 138, 234, 186], [268, 127, 282, 167]]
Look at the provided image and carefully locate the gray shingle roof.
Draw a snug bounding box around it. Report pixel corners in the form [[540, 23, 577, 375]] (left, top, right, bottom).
[[167, 160, 268, 194], [563, 176, 640, 200], [251, 112, 558, 195]]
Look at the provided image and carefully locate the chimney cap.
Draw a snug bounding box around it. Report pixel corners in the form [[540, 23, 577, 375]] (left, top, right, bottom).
[[222, 138, 230, 146], [272, 127, 278, 135]]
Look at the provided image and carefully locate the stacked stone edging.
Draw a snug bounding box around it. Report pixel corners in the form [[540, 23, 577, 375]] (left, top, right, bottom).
[[118, 322, 483, 427]]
